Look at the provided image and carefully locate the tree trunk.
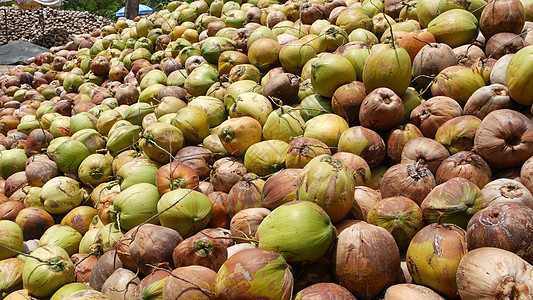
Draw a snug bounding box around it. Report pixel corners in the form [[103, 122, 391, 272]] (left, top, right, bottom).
[[125, 0, 139, 20]]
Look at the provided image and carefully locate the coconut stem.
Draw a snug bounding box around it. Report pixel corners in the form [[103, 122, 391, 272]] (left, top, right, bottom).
[[459, 148, 476, 165], [0, 243, 46, 263]]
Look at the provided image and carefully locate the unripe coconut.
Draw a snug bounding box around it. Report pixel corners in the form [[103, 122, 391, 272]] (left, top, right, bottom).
[[0, 220, 23, 260], [157, 188, 212, 237], [431, 65, 486, 106], [421, 177, 489, 229], [40, 176, 84, 215], [22, 245, 75, 297], [310, 53, 357, 98], [427, 9, 479, 48], [303, 113, 349, 149], [296, 154, 355, 223], [506, 45, 533, 106], [215, 248, 293, 299], [256, 201, 337, 265], [363, 43, 411, 96]]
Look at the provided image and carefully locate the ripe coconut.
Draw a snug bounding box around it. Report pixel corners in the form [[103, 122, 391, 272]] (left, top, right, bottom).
[[456, 247, 533, 299], [333, 221, 401, 300], [379, 162, 436, 205], [411, 96, 464, 140], [467, 202, 533, 264], [406, 223, 467, 299], [474, 109, 533, 169]]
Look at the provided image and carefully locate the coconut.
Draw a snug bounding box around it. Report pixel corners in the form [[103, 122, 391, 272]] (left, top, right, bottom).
[[215, 248, 293, 299], [333, 221, 400, 300], [110, 183, 160, 231], [310, 53, 357, 98], [295, 283, 356, 299], [430, 66, 486, 106], [463, 84, 513, 120], [434, 115, 482, 154], [482, 178, 533, 209], [474, 109, 533, 169], [89, 250, 123, 291], [380, 162, 436, 206], [386, 124, 424, 165], [467, 202, 533, 264], [456, 247, 533, 299], [427, 9, 479, 48], [359, 87, 404, 132], [163, 265, 217, 299], [363, 43, 411, 96], [338, 126, 386, 168], [401, 137, 450, 175], [22, 245, 75, 297], [435, 151, 492, 188], [406, 223, 467, 299], [157, 188, 213, 237], [0, 220, 23, 260], [226, 173, 265, 218], [173, 227, 233, 271], [296, 155, 355, 223], [39, 224, 82, 256], [0, 257, 25, 295], [421, 177, 489, 229], [39, 176, 84, 215], [257, 201, 336, 265], [244, 140, 288, 176], [506, 45, 533, 106], [101, 268, 140, 299], [262, 106, 305, 143], [128, 224, 183, 275]]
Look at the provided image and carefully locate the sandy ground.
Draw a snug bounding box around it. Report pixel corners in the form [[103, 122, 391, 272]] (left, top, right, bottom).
[[0, 65, 16, 74]]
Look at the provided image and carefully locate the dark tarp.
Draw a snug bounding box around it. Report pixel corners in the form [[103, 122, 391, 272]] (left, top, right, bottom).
[[0, 40, 49, 65]]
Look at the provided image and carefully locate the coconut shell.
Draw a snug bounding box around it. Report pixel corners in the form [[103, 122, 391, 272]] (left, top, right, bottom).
[[380, 162, 436, 206], [89, 250, 124, 291]]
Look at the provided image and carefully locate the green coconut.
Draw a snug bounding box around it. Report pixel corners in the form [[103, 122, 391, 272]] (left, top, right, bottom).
[[278, 39, 317, 74], [39, 225, 82, 256], [201, 37, 237, 64], [363, 43, 412, 96], [22, 245, 75, 297], [406, 224, 467, 299], [116, 158, 159, 190], [171, 106, 210, 145], [94, 222, 124, 252], [184, 64, 219, 97], [78, 154, 113, 187], [40, 176, 84, 215], [244, 140, 289, 176], [123, 102, 155, 125], [295, 154, 355, 223], [0, 149, 27, 179], [106, 124, 142, 156], [70, 128, 106, 154], [139, 122, 184, 164], [223, 80, 262, 110], [188, 96, 228, 128], [50, 282, 93, 300], [303, 113, 349, 148], [70, 112, 97, 133], [157, 189, 212, 238], [310, 53, 357, 98], [421, 177, 489, 229], [0, 220, 23, 260], [228, 92, 273, 126], [49, 116, 72, 138], [506, 45, 533, 106], [215, 248, 293, 300], [262, 106, 305, 142], [256, 201, 336, 265], [427, 9, 479, 48], [53, 139, 91, 174], [110, 183, 160, 231]]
